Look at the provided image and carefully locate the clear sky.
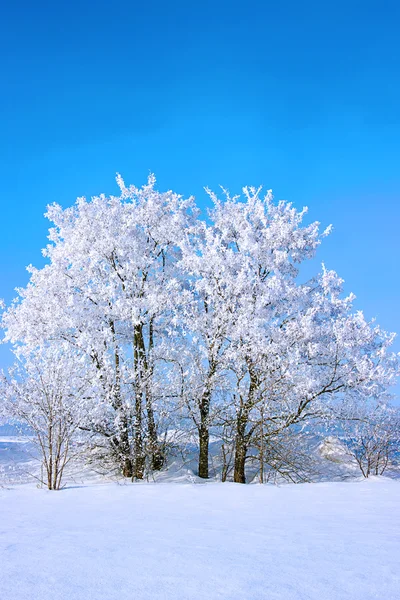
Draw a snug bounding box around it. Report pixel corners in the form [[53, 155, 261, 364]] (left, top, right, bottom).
[[0, 1, 399, 394]]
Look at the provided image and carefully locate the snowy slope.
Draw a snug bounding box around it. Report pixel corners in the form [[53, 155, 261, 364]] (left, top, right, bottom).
[[1, 478, 399, 600]]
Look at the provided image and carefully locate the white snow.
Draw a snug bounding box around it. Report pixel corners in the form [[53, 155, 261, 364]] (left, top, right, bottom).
[[1, 478, 399, 600]]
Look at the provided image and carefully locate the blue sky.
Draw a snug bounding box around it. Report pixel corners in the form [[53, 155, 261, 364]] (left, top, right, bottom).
[[1, 1, 399, 394]]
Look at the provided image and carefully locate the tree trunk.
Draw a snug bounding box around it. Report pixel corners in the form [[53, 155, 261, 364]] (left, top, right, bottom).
[[48, 422, 54, 489], [197, 357, 216, 479], [234, 432, 247, 483], [233, 365, 258, 484], [259, 408, 264, 484], [146, 317, 164, 471], [221, 443, 229, 482], [134, 322, 164, 474], [133, 325, 145, 480], [198, 423, 210, 479], [119, 425, 133, 478], [147, 404, 164, 471], [133, 389, 145, 480], [233, 404, 251, 484], [198, 388, 211, 478], [109, 321, 134, 478]]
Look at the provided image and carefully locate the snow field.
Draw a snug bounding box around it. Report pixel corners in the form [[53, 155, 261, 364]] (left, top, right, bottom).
[[1, 478, 399, 600]]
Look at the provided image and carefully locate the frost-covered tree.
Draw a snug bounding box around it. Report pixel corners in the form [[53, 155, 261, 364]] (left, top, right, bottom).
[[337, 401, 400, 477], [1, 345, 91, 490], [196, 187, 399, 482], [177, 218, 235, 478], [1, 175, 398, 485], [2, 175, 195, 479]]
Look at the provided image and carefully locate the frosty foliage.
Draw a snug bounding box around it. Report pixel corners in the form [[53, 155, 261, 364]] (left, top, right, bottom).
[[1, 175, 399, 487]]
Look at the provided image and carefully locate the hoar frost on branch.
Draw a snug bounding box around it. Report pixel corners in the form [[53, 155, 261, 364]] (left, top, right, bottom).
[[331, 399, 400, 478], [0, 344, 93, 489], [1, 175, 399, 487]]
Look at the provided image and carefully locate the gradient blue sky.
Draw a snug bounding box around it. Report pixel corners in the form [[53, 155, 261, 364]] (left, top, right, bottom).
[[1, 1, 399, 394]]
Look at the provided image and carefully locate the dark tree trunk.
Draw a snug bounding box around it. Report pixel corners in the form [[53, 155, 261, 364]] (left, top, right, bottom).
[[147, 400, 164, 471], [133, 325, 145, 480], [135, 321, 165, 473], [133, 389, 145, 480], [234, 415, 248, 484], [197, 354, 217, 479], [119, 421, 133, 478], [198, 423, 210, 479], [198, 387, 212, 478], [109, 320, 134, 478], [122, 457, 133, 478], [111, 425, 133, 478], [233, 365, 257, 484], [146, 317, 164, 471]]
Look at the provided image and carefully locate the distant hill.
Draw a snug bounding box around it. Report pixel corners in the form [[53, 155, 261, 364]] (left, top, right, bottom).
[[0, 423, 32, 436]]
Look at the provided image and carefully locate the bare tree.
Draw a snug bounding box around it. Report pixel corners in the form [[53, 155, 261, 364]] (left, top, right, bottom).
[[339, 402, 400, 478], [1, 346, 90, 490]]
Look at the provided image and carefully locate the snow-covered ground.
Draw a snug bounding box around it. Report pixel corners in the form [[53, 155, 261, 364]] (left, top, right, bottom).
[[1, 478, 399, 600]]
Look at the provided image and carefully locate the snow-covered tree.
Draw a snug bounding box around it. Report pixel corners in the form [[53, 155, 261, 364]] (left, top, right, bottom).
[[337, 401, 400, 477], [176, 217, 235, 478], [2, 175, 398, 484], [1, 345, 91, 490], [2, 175, 196, 479], [193, 186, 399, 482]]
